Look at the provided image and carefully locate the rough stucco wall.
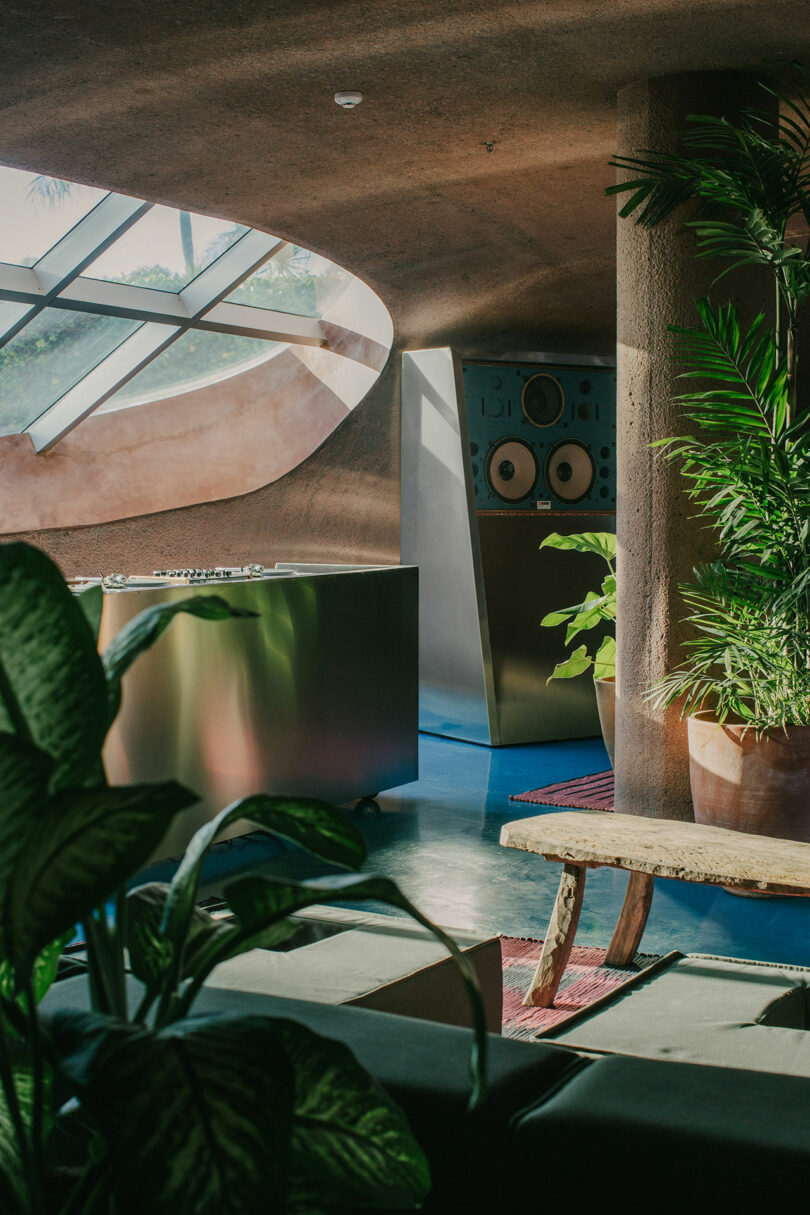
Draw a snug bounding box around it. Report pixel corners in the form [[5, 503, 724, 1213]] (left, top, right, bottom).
[[614, 72, 772, 821], [7, 356, 402, 576], [2, 4, 806, 576]]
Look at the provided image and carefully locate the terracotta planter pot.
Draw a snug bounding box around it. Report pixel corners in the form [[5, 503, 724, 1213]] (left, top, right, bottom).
[[687, 715, 810, 842], [594, 676, 616, 770]]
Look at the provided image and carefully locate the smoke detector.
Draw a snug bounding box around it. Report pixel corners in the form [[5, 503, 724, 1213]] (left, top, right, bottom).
[[334, 90, 363, 110]]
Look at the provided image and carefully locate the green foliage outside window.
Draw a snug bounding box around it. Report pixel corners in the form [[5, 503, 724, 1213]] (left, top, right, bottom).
[[0, 227, 347, 429]]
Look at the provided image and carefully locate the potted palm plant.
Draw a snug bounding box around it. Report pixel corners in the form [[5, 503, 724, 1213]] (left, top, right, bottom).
[[610, 67, 810, 839], [540, 531, 617, 766]]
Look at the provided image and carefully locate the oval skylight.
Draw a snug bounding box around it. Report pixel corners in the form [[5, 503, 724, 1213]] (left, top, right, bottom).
[[0, 165, 356, 448]]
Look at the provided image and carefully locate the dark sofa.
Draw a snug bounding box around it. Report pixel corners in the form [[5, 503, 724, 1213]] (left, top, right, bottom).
[[45, 977, 810, 1212]]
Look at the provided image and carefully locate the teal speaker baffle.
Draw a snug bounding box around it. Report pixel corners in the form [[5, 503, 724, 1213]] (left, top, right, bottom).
[[461, 360, 616, 511]]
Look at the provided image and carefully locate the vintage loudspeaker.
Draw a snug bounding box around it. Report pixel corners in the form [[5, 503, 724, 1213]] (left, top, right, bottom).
[[401, 348, 616, 745]]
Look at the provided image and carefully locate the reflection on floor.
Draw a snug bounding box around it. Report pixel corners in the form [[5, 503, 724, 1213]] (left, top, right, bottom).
[[150, 731, 810, 968]]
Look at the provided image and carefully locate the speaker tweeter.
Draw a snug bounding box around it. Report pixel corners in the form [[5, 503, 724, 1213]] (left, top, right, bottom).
[[521, 373, 565, 427]]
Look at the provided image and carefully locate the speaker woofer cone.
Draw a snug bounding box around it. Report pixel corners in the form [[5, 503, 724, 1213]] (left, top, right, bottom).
[[484, 438, 538, 502], [545, 440, 595, 503], [521, 373, 565, 427]]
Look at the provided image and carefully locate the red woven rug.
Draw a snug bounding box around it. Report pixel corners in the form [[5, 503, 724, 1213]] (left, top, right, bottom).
[[501, 934, 659, 1041], [510, 769, 614, 811]]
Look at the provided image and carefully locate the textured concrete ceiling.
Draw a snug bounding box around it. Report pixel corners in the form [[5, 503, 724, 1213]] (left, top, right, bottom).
[[2, 1, 810, 354]]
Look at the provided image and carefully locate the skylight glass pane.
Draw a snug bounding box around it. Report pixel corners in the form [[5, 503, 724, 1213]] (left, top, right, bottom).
[[0, 309, 140, 434], [84, 207, 248, 292], [0, 167, 107, 267], [98, 329, 282, 412], [225, 246, 352, 317]]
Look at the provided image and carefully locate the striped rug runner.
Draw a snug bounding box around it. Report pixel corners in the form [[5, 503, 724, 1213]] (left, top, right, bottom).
[[510, 769, 614, 810], [501, 934, 659, 1040]]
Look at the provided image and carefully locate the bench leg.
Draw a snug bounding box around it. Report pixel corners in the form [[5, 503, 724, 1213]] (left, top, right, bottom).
[[523, 862, 586, 1008], [605, 870, 655, 966]]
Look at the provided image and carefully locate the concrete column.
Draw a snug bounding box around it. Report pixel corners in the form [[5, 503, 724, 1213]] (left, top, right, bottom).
[[615, 73, 768, 820]]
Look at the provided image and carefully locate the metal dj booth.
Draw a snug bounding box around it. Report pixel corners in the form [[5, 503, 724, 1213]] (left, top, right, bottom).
[[402, 348, 616, 746], [98, 563, 418, 859]]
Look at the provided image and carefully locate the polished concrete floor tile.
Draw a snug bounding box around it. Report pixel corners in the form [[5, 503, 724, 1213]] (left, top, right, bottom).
[[187, 731, 810, 968]]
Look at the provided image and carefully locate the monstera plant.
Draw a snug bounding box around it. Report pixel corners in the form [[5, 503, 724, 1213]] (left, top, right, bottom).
[[540, 531, 617, 765], [0, 542, 485, 1214]]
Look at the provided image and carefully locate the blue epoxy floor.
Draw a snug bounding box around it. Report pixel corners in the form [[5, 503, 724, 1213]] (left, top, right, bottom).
[[183, 731, 810, 968]]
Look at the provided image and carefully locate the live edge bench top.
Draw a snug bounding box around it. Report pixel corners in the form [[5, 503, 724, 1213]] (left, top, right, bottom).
[[500, 810, 810, 896]]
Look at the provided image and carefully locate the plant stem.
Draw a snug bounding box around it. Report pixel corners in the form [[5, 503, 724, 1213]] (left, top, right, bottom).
[[25, 981, 45, 1215], [59, 1155, 109, 1215], [111, 889, 128, 1020], [81, 917, 115, 1016], [133, 987, 158, 1026]]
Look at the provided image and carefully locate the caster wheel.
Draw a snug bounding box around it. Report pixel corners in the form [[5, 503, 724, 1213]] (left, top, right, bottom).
[[354, 796, 381, 815]]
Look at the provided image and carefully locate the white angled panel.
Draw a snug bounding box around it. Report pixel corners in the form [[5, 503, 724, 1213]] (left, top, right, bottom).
[[57, 276, 189, 323], [0, 264, 42, 301], [179, 230, 282, 316], [200, 301, 323, 345]]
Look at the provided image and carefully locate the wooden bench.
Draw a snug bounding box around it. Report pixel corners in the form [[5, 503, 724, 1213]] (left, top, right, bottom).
[[500, 810, 810, 1008]]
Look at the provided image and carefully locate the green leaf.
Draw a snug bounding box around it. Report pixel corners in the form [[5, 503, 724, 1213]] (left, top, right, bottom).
[[0, 1058, 50, 1213], [77, 584, 103, 644], [126, 883, 294, 992], [127, 883, 207, 988], [102, 595, 258, 724], [546, 645, 592, 682], [539, 531, 616, 562], [5, 782, 197, 983], [278, 1019, 431, 1210], [218, 872, 487, 1107], [50, 1010, 294, 1215], [540, 608, 574, 628], [563, 593, 611, 644], [161, 795, 367, 978], [0, 543, 108, 788], [0, 932, 73, 1008], [593, 635, 617, 680], [0, 734, 53, 913]]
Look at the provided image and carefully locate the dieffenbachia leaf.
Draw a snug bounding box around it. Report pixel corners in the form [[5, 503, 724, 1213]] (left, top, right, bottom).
[[49, 1010, 294, 1215], [0, 734, 53, 915], [277, 1019, 431, 1211], [49, 1009, 431, 1215], [0, 1057, 51, 1214], [77, 584, 104, 645], [0, 544, 108, 789], [127, 883, 298, 995], [0, 932, 74, 1025], [127, 883, 214, 988], [5, 782, 197, 983]]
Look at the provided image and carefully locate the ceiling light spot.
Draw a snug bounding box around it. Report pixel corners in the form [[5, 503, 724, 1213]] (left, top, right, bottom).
[[334, 90, 363, 110]]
